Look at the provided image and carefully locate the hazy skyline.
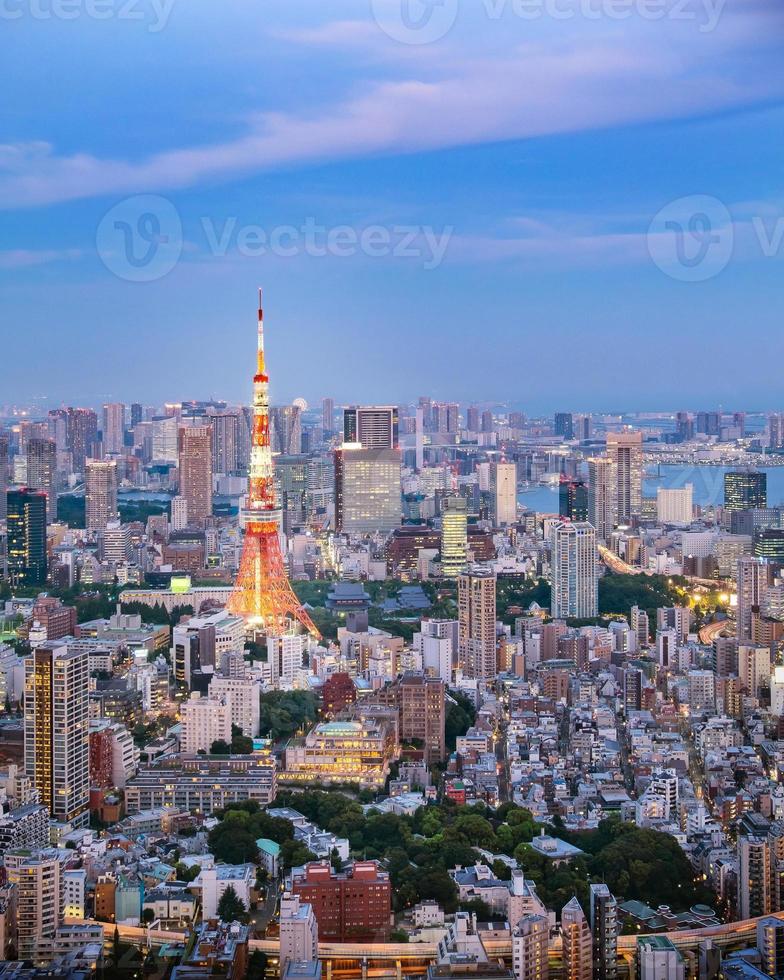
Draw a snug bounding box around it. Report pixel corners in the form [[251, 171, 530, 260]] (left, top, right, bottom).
[[2, 0, 783, 408]]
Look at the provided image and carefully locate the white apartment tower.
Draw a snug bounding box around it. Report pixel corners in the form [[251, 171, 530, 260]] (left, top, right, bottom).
[[551, 521, 598, 620]]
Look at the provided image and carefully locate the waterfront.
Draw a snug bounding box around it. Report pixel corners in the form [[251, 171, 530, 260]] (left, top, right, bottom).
[[519, 464, 784, 514]]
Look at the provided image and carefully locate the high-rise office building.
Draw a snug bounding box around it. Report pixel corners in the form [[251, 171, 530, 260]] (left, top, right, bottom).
[[696, 411, 721, 436], [85, 459, 118, 533], [211, 413, 240, 475], [589, 884, 617, 980], [606, 430, 642, 524], [754, 529, 784, 566], [68, 407, 98, 472], [396, 673, 446, 765], [25, 437, 57, 522], [551, 521, 598, 620], [0, 433, 7, 522], [493, 461, 517, 526], [179, 425, 213, 524], [481, 410, 494, 434], [441, 497, 468, 577], [769, 414, 784, 451], [466, 406, 480, 433], [656, 485, 693, 525], [675, 412, 694, 441], [130, 403, 143, 428], [343, 406, 399, 450], [24, 641, 89, 825], [737, 555, 772, 643], [322, 398, 335, 435], [102, 403, 125, 455], [588, 457, 614, 541], [152, 415, 179, 463], [7, 488, 47, 586], [334, 445, 401, 535], [559, 477, 589, 522], [458, 566, 497, 682], [554, 412, 574, 439], [271, 405, 303, 455], [561, 897, 592, 980], [725, 470, 767, 511]]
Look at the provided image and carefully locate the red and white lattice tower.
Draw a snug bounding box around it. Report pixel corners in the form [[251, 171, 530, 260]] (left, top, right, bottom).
[[228, 291, 320, 638]]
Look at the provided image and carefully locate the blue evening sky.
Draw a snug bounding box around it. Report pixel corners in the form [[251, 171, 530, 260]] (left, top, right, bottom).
[[1, 0, 783, 411]]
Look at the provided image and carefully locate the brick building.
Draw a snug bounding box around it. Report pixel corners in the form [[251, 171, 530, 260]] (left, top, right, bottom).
[[292, 861, 391, 942], [321, 673, 357, 718], [373, 672, 446, 764]]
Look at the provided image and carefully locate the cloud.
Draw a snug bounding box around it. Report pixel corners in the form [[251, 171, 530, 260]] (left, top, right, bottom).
[[0, 4, 782, 209], [0, 248, 82, 269]]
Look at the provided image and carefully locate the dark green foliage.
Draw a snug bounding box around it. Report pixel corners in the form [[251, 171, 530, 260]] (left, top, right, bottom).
[[497, 578, 551, 621], [445, 691, 477, 750], [57, 495, 86, 528], [459, 898, 494, 920], [598, 574, 688, 623], [259, 690, 318, 741], [208, 800, 316, 870], [217, 884, 248, 923]]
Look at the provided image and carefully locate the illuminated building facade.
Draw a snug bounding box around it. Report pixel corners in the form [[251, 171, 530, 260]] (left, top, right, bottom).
[[7, 488, 47, 586], [284, 719, 397, 787], [24, 642, 89, 826]]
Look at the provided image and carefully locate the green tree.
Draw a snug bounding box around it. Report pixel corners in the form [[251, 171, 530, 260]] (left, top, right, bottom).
[[217, 884, 249, 923]]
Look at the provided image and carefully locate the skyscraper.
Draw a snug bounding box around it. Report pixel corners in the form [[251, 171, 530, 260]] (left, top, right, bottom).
[[271, 404, 303, 455], [441, 496, 468, 578], [725, 470, 767, 511], [656, 485, 693, 525], [102, 402, 125, 455], [130, 402, 143, 428], [466, 406, 480, 433], [561, 897, 593, 980], [458, 566, 497, 681], [559, 477, 589, 522], [588, 457, 614, 541], [25, 437, 56, 522], [68, 408, 98, 472], [554, 412, 574, 439], [179, 425, 213, 524], [551, 521, 598, 620], [211, 413, 240, 476], [343, 406, 399, 449], [589, 884, 618, 980], [334, 445, 401, 535], [0, 433, 7, 522], [24, 641, 89, 825], [737, 555, 772, 643], [7, 488, 47, 586], [85, 459, 118, 533], [492, 461, 517, 526], [606, 430, 642, 524], [322, 398, 335, 435]]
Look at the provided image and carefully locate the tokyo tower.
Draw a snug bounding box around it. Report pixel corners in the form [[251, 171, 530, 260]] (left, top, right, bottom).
[[228, 291, 321, 638]]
